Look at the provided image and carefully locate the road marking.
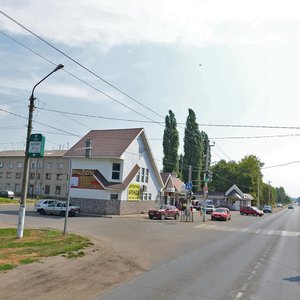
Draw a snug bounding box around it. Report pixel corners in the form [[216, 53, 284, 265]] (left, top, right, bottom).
[[194, 224, 300, 238], [235, 292, 243, 299]]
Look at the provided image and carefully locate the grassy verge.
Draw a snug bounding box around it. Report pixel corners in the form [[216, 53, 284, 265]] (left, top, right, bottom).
[[0, 228, 92, 272], [0, 197, 36, 204]]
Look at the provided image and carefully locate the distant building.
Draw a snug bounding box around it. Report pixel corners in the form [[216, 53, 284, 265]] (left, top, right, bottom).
[[195, 184, 254, 210], [160, 171, 186, 207], [0, 150, 68, 198], [64, 128, 164, 215]]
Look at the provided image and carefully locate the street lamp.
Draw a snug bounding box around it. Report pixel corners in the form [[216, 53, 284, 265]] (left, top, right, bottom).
[[17, 64, 64, 239]]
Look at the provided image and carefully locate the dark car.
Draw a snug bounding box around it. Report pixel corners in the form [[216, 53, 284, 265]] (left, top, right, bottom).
[[288, 205, 294, 209], [148, 205, 179, 220], [0, 190, 15, 199], [240, 206, 264, 217], [263, 205, 272, 213]]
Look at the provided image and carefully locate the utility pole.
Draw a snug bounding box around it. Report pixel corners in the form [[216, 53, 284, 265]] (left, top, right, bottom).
[[202, 141, 212, 222], [17, 64, 64, 239]]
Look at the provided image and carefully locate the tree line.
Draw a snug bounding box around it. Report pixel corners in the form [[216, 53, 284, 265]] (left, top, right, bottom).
[[162, 109, 291, 206]]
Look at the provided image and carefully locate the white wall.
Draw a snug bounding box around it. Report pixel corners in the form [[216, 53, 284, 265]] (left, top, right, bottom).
[[69, 136, 162, 201]]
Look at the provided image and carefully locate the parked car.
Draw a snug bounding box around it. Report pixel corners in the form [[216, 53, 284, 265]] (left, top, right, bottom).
[[34, 199, 60, 213], [211, 208, 231, 221], [262, 205, 272, 213], [39, 201, 81, 217], [276, 203, 283, 207], [0, 190, 15, 199], [288, 205, 294, 209], [240, 206, 264, 217], [148, 205, 179, 220], [205, 204, 216, 214]]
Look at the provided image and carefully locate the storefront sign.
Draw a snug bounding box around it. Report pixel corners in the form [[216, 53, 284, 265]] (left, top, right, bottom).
[[128, 183, 140, 201], [71, 169, 101, 190]]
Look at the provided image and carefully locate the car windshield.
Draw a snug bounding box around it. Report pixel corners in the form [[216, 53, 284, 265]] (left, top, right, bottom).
[[215, 208, 226, 212]]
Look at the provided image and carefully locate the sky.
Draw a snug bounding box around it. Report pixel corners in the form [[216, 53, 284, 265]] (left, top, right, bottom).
[[1, 0, 300, 197]]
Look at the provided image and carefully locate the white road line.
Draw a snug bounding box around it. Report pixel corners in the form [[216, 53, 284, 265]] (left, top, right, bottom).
[[194, 224, 300, 238]]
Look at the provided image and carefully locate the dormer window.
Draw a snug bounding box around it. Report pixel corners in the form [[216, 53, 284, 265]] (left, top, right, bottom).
[[112, 163, 121, 180]]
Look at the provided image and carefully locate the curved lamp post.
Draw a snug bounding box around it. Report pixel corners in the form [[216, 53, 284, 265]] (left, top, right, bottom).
[[17, 64, 64, 239]]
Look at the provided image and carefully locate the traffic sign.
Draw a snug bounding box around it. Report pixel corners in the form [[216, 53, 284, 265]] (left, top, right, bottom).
[[185, 182, 193, 191]]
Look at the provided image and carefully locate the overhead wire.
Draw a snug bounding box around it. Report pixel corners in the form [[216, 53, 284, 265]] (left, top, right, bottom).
[[0, 11, 165, 120]]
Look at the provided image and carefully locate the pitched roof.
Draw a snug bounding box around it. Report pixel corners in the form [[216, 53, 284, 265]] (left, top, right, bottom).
[[160, 172, 184, 192], [64, 128, 144, 158]]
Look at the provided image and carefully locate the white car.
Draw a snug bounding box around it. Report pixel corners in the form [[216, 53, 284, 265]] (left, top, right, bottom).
[[34, 199, 60, 213], [42, 201, 81, 217]]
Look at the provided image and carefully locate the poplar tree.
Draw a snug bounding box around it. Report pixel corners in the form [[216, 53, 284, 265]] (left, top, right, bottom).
[[183, 109, 203, 190], [162, 110, 179, 173]]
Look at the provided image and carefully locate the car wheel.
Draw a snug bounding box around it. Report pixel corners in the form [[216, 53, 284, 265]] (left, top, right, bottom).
[[160, 214, 166, 220], [240, 212, 243, 215], [60, 211, 66, 217], [149, 215, 153, 219], [40, 209, 45, 215], [174, 213, 179, 220]]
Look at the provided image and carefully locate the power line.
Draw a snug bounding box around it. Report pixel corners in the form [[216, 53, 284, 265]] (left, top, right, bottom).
[[0, 11, 165, 120], [262, 161, 300, 169]]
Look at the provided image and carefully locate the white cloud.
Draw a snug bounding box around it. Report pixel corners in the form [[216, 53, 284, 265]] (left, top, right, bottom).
[[1, 0, 300, 49]]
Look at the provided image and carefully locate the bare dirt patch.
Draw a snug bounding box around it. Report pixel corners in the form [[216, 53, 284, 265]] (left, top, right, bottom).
[[0, 239, 146, 300]]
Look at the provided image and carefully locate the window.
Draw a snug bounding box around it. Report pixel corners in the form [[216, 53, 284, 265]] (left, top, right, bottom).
[[112, 163, 121, 180], [15, 183, 21, 193], [6, 172, 12, 178], [57, 162, 64, 170], [37, 173, 41, 180], [47, 162, 53, 169], [45, 173, 51, 180], [0, 162, 3, 168], [31, 162, 36, 169], [16, 173, 22, 179], [0, 172, 3, 178], [110, 194, 119, 200], [37, 161, 42, 169], [45, 185, 50, 195], [30, 173, 35, 180], [136, 170, 140, 182], [142, 192, 152, 201], [55, 186, 61, 195], [8, 163, 13, 169], [56, 174, 63, 180], [141, 168, 145, 182], [145, 169, 149, 183], [17, 162, 22, 169]]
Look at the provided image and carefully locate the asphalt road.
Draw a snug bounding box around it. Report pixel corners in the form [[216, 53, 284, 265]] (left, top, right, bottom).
[[94, 206, 300, 300], [0, 204, 299, 299]]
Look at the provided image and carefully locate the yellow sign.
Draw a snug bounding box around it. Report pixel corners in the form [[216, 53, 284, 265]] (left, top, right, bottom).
[[128, 184, 140, 201]]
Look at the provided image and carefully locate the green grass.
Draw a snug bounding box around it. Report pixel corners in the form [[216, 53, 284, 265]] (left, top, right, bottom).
[[0, 228, 92, 272], [0, 197, 35, 204]]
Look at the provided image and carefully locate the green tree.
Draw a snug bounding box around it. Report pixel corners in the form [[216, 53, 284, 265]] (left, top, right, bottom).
[[182, 109, 203, 190], [162, 110, 179, 173], [210, 160, 238, 192]]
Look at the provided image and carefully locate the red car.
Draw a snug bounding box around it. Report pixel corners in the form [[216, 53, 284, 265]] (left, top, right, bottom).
[[211, 208, 231, 221], [240, 206, 264, 217], [148, 205, 180, 220]]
